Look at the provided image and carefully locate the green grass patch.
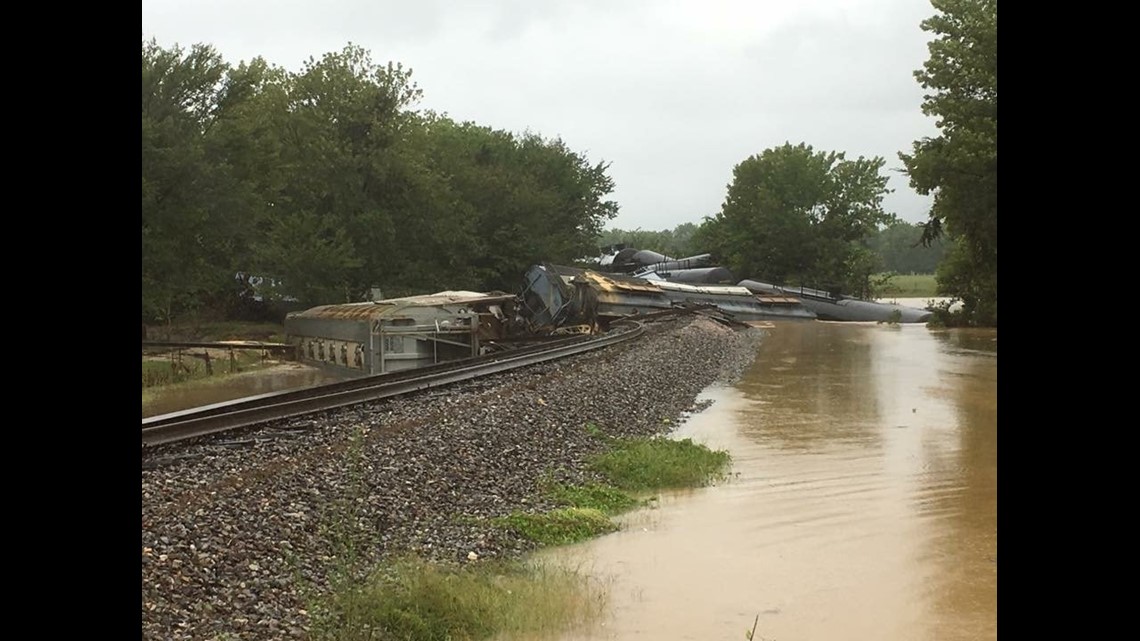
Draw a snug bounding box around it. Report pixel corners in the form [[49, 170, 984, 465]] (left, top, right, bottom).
[[544, 482, 644, 515], [589, 437, 731, 492], [874, 273, 938, 297], [308, 556, 607, 641], [141, 359, 184, 388], [497, 438, 730, 546], [493, 508, 618, 546], [583, 422, 605, 438]]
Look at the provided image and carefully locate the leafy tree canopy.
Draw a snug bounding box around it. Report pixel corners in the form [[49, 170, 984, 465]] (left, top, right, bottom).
[[694, 142, 894, 297], [141, 40, 618, 321], [900, 0, 997, 325], [596, 222, 699, 259], [142, 39, 257, 322], [870, 221, 947, 274]]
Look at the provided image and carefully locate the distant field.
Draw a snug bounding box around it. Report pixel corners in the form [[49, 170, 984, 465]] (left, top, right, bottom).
[[875, 273, 938, 297]]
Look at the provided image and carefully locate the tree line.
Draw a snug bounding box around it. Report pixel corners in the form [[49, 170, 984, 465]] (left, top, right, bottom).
[[601, 219, 946, 278], [142, 41, 617, 324], [144, 0, 994, 327]]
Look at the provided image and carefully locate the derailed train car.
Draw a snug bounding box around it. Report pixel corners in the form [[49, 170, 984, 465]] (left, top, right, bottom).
[[284, 291, 521, 376], [600, 248, 725, 283], [285, 264, 824, 378], [596, 245, 935, 324], [521, 263, 815, 332], [738, 280, 933, 323]]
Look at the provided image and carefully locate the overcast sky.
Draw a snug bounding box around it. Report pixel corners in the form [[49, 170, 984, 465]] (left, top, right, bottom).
[[142, 0, 941, 231]]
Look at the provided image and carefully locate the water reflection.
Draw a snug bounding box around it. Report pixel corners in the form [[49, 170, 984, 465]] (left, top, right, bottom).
[[545, 321, 997, 641], [929, 327, 999, 356], [741, 321, 885, 451]]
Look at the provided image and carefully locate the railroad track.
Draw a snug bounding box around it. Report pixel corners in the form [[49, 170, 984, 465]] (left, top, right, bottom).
[[142, 320, 645, 448]]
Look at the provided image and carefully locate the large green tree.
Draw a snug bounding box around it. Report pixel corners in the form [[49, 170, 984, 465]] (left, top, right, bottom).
[[870, 221, 947, 274], [143, 40, 621, 315], [413, 117, 618, 292], [142, 39, 268, 323], [597, 222, 699, 259], [259, 45, 426, 303], [900, 0, 997, 325], [694, 143, 894, 297], [242, 47, 619, 302]]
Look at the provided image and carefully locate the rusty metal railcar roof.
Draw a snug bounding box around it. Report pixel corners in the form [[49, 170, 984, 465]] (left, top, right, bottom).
[[572, 270, 663, 294], [286, 291, 515, 321]]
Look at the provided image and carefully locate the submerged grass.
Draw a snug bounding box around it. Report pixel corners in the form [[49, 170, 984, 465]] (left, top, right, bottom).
[[141, 349, 275, 389], [544, 481, 645, 515], [308, 556, 607, 641], [142, 320, 287, 397], [140, 352, 288, 416], [590, 437, 732, 492], [499, 436, 731, 547], [493, 507, 618, 546]]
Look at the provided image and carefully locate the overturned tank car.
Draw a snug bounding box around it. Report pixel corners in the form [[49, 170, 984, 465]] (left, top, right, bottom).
[[738, 280, 933, 323]]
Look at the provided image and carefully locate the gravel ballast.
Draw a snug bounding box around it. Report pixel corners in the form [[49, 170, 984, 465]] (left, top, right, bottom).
[[141, 316, 763, 640]]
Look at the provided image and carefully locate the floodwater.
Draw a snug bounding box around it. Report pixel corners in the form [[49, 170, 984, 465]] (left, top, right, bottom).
[[545, 319, 997, 641], [141, 363, 345, 418]]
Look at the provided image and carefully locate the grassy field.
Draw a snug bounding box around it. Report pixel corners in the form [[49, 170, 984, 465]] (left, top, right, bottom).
[[874, 273, 938, 298]]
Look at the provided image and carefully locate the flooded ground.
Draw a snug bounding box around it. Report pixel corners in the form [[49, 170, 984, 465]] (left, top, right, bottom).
[[544, 320, 997, 641], [141, 362, 345, 418]]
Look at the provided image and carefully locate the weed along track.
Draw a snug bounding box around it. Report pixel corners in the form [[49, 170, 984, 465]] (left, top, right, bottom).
[[140, 316, 763, 641]]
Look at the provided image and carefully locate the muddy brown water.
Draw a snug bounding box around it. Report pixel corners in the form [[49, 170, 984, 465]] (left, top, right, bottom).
[[141, 363, 345, 418], [544, 319, 997, 641]]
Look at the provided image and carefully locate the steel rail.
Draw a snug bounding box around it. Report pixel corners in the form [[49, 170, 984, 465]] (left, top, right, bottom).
[[142, 321, 644, 448], [145, 331, 613, 427]]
